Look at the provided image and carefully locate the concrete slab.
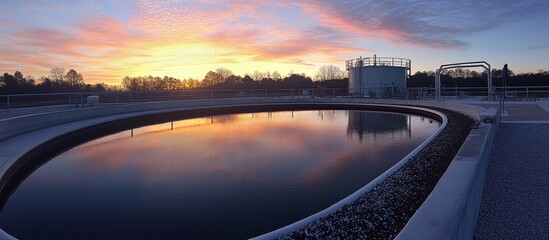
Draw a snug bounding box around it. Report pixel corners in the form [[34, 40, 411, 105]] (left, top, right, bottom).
[[536, 100, 549, 113], [501, 120, 549, 124], [464, 102, 549, 122], [503, 104, 549, 121]]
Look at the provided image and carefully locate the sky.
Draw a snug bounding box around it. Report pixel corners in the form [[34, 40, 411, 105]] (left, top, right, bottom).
[[1, 0, 549, 85]]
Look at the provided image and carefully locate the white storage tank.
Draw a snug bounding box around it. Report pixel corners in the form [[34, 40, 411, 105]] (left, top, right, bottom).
[[347, 58, 363, 96], [346, 55, 411, 97]]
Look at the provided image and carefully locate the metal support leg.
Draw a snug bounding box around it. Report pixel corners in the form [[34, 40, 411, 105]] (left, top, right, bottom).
[[6, 96, 10, 114]]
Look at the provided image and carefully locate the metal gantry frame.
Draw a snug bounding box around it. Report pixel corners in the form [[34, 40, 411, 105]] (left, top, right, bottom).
[[435, 61, 492, 101]]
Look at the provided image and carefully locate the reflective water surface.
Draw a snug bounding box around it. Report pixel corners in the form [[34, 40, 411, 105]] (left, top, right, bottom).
[[0, 110, 439, 239]]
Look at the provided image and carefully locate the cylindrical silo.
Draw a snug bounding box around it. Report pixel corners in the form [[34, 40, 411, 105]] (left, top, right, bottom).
[[346, 55, 411, 97]]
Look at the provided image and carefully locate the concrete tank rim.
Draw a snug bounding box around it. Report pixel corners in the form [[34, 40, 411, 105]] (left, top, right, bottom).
[[0, 102, 446, 240]]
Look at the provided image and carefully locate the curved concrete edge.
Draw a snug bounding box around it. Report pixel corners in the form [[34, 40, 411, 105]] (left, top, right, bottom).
[[0, 101, 362, 201], [0, 229, 16, 240], [396, 120, 497, 239], [338, 99, 482, 122], [251, 106, 448, 240], [0, 101, 441, 184], [0, 98, 481, 142], [0, 98, 251, 141], [0, 98, 480, 239]]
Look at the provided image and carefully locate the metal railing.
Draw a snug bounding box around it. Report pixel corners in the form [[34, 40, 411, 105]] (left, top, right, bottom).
[[346, 56, 411, 69], [1, 86, 548, 115], [496, 86, 549, 101], [0, 89, 350, 115], [416, 86, 549, 101]]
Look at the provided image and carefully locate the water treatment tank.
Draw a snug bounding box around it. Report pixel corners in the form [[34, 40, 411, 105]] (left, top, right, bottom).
[[346, 55, 411, 97]]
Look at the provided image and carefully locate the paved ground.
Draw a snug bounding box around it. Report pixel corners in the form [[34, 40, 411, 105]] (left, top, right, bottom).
[[473, 101, 549, 239], [473, 102, 549, 122], [474, 124, 549, 239]]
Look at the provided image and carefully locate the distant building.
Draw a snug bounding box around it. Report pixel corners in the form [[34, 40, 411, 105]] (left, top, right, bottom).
[[346, 55, 411, 97]]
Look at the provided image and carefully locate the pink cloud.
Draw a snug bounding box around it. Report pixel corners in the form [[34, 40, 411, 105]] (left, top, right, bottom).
[[119, 0, 366, 68], [0, 13, 154, 82], [1, 1, 371, 83], [246, 26, 365, 63], [291, 0, 549, 49]]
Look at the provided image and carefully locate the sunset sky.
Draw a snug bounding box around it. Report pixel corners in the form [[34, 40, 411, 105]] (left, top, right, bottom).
[[1, 0, 549, 85]]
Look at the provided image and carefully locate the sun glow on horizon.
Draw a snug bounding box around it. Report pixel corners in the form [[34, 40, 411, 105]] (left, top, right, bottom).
[[2, 0, 549, 85]]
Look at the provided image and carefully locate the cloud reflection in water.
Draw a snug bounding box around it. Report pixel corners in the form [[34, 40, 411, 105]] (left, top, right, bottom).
[[0, 110, 440, 240]]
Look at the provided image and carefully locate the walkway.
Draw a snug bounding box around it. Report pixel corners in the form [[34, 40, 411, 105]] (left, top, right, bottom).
[[474, 124, 549, 239], [473, 100, 549, 239], [473, 102, 549, 122]]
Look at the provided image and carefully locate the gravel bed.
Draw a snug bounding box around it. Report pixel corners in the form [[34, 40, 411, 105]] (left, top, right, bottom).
[[281, 108, 475, 239], [474, 124, 549, 240]]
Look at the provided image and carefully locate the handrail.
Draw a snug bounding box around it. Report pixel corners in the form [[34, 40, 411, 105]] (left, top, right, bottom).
[[346, 57, 411, 69], [3, 86, 549, 116]]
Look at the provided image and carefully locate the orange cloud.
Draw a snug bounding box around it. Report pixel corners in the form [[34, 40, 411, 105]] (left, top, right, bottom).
[[1, 1, 369, 84]]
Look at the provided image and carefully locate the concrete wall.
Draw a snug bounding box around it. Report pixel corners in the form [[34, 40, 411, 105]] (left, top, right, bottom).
[[396, 119, 497, 240], [0, 98, 264, 141]]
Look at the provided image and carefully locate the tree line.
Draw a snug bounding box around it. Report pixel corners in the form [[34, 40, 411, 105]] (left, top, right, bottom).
[[0, 68, 109, 94], [1, 65, 347, 94], [409, 68, 549, 88], [120, 66, 347, 91], [2, 65, 549, 95]]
